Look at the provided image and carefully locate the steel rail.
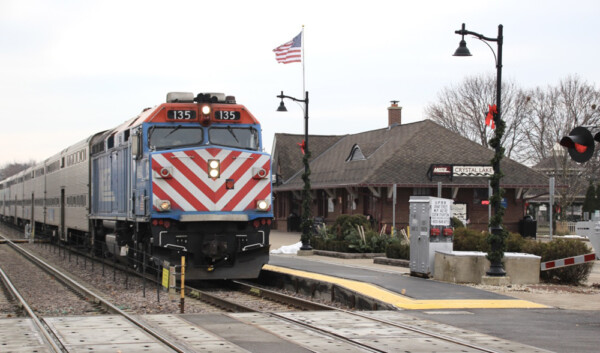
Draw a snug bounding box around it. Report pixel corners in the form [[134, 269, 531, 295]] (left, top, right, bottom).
[[184, 285, 258, 313], [1, 228, 506, 352], [0, 234, 188, 353], [348, 310, 502, 353], [230, 282, 498, 352], [16, 235, 263, 314], [230, 280, 336, 311], [0, 267, 64, 352], [269, 311, 386, 353]]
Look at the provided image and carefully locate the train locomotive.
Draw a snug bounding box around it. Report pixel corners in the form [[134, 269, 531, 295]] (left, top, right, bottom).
[[0, 92, 273, 280]]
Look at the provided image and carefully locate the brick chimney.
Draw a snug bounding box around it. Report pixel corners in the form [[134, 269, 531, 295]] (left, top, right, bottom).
[[388, 100, 402, 126]]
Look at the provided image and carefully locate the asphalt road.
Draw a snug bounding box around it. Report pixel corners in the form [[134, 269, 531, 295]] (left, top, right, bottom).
[[270, 230, 600, 353], [408, 308, 599, 353]]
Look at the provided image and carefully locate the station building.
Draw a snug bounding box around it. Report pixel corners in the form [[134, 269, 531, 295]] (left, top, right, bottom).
[[271, 103, 549, 234]]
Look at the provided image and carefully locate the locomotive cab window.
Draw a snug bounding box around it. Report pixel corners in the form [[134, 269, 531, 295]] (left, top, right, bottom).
[[148, 126, 204, 150], [209, 126, 258, 150]]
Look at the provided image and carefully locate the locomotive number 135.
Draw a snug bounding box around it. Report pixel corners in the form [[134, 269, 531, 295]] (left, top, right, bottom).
[[215, 110, 240, 120], [167, 110, 197, 120]]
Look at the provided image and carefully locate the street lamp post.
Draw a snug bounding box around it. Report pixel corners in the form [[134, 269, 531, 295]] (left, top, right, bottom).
[[454, 23, 506, 276], [277, 91, 313, 251]]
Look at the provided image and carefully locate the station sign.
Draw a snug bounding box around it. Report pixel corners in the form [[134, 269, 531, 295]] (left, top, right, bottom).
[[428, 164, 494, 181], [453, 165, 494, 177]]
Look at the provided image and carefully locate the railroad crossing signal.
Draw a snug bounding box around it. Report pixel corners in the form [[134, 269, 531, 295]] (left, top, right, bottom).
[[559, 126, 600, 163]]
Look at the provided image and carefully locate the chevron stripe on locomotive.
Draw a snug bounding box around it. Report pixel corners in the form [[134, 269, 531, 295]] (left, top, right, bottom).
[[0, 92, 273, 280]]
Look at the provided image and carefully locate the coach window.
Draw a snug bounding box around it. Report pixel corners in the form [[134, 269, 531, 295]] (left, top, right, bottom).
[[107, 134, 115, 149], [209, 126, 258, 150]]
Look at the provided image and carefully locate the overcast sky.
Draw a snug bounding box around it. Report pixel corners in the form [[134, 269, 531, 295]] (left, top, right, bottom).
[[1, 0, 599, 166]]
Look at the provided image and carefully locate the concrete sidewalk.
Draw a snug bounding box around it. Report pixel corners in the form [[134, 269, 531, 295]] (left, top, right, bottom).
[[270, 230, 303, 251], [269, 230, 409, 274], [268, 230, 600, 310]]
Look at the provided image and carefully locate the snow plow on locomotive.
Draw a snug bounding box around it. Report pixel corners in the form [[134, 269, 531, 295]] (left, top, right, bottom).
[[0, 92, 273, 280]]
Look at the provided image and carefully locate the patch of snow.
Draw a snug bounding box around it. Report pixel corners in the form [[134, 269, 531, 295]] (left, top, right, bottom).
[[270, 242, 302, 254]]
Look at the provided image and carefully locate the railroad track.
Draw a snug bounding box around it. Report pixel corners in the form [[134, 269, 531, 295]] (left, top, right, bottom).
[[0, 224, 331, 314], [1, 226, 546, 352], [26, 240, 327, 314], [8, 230, 336, 314], [182, 279, 336, 313], [185, 283, 520, 352], [0, 234, 192, 352], [0, 266, 19, 317], [0, 265, 65, 352]]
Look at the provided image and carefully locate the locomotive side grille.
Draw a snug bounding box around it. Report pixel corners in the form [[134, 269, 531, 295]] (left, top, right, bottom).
[[151, 148, 271, 213]]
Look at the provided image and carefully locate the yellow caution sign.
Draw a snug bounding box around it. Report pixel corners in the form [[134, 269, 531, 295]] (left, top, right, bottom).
[[162, 267, 169, 289]]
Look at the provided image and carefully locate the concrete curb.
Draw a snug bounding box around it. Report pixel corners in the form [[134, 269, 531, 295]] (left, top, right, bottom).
[[373, 257, 410, 267], [312, 250, 386, 259]]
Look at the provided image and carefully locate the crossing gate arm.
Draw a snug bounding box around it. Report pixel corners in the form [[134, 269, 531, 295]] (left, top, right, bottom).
[[541, 253, 597, 271]]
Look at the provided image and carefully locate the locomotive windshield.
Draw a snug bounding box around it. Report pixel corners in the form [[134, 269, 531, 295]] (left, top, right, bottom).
[[209, 126, 259, 150], [148, 126, 204, 150]]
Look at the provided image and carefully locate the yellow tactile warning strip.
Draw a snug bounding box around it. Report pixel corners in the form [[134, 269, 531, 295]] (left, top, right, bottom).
[[263, 264, 549, 310]]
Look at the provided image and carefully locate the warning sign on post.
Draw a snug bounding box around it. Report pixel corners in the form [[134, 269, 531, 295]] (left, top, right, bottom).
[[430, 198, 453, 226], [162, 268, 170, 289]]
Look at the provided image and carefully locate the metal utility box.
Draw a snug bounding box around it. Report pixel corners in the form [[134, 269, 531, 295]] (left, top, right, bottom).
[[575, 214, 600, 260], [409, 196, 454, 277]]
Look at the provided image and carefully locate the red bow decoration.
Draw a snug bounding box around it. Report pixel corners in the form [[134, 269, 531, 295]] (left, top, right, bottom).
[[297, 140, 306, 155], [486, 104, 497, 129]]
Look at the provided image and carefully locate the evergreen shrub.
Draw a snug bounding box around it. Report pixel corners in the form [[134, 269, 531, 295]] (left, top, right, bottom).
[[310, 214, 394, 253], [385, 239, 410, 260], [522, 238, 593, 285], [452, 227, 490, 252]]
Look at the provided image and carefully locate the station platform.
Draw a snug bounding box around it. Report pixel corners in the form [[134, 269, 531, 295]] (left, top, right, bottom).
[[267, 231, 549, 310]]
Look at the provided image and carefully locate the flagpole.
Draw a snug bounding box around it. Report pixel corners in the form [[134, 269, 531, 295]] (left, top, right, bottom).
[[302, 25, 305, 96]]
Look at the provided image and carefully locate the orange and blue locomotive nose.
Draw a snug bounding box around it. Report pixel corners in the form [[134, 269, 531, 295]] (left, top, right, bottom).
[[150, 147, 272, 216]]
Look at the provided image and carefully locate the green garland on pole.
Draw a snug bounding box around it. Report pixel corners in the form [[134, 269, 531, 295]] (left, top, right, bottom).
[[300, 150, 313, 248], [487, 112, 508, 265]]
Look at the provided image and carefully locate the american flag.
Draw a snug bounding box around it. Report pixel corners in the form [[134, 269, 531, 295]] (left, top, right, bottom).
[[273, 32, 302, 64]]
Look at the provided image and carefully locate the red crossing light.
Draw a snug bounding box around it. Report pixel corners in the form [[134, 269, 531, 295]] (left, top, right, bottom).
[[559, 127, 595, 163]]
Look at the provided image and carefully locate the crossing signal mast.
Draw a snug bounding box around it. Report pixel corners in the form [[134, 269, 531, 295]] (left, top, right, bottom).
[[559, 126, 600, 163]]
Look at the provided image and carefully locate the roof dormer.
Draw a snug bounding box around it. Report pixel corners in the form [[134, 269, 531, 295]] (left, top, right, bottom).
[[346, 144, 366, 162]]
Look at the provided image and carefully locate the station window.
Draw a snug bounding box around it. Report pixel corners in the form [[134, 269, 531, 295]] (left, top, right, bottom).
[[473, 188, 489, 204], [413, 187, 431, 196]]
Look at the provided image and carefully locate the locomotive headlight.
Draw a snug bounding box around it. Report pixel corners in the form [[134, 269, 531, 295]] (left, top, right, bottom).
[[256, 199, 269, 211], [201, 105, 211, 115], [208, 159, 220, 178], [155, 199, 171, 212]]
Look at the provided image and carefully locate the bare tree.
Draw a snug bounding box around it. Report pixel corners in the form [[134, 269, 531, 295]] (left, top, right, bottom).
[[521, 75, 600, 164], [521, 75, 600, 213], [0, 160, 36, 179], [425, 74, 527, 162], [426, 74, 600, 214]]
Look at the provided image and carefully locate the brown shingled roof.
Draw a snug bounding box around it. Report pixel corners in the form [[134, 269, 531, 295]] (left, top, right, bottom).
[[272, 133, 345, 183], [273, 120, 549, 191]]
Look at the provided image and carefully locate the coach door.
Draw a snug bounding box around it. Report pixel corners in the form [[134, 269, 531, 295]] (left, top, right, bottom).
[[131, 129, 147, 218], [30, 193, 34, 237], [60, 188, 66, 241]]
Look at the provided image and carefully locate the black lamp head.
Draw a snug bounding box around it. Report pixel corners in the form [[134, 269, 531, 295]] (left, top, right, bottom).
[[453, 38, 472, 57], [277, 100, 288, 112]]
